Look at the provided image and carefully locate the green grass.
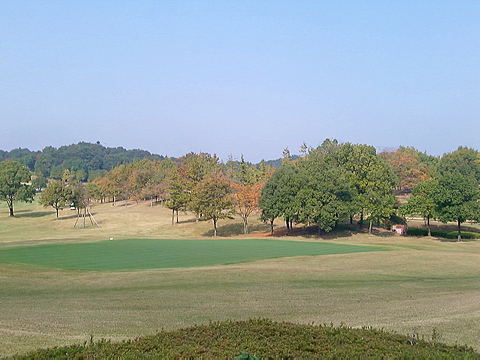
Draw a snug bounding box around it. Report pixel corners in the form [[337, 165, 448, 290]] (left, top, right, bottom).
[[0, 239, 384, 271]]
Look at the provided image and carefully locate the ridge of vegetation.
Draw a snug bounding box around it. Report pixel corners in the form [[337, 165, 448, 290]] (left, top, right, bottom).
[[11, 319, 478, 359], [0, 142, 165, 181]]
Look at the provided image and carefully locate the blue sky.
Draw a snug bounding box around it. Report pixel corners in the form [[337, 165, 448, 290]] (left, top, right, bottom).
[[1, 1, 479, 162]]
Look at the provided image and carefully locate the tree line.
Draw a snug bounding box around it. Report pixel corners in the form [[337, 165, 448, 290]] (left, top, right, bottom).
[[1, 140, 479, 239], [0, 141, 165, 183], [33, 153, 271, 236]]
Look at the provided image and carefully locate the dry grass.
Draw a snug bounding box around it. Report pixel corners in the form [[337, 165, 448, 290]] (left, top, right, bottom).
[[1, 200, 480, 356]]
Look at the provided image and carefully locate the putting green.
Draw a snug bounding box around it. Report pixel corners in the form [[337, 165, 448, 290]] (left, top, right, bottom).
[[0, 239, 385, 271]]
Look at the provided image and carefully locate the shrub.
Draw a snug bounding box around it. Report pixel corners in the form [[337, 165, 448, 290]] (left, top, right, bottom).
[[407, 227, 480, 239], [407, 227, 428, 236]]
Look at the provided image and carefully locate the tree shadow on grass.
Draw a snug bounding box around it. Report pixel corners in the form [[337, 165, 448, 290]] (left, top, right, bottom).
[[267, 225, 352, 240], [437, 238, 477, 243], [176, 217, 198, 224], [15, 210, 51, 218], [263, 223, 398, 240], [202, 223, 271, 237], [202, 222, 377, 239]]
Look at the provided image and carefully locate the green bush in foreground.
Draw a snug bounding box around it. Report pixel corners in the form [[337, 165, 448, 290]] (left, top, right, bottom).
[[12, 319, 478, 359], [407, 227, 480, 239]]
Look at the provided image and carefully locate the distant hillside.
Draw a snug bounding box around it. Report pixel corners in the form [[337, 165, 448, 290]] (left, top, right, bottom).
[[0, 142, 164, 181], [0, 142, 296, 181], [264, 154, 301, 168]]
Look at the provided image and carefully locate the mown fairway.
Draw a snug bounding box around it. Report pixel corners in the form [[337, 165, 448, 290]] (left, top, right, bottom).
[[1, 201, 480, 356], [0, 239, 384, 271]]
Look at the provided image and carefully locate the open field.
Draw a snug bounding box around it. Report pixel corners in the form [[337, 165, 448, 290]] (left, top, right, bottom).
[[1, 200, 480, 356]]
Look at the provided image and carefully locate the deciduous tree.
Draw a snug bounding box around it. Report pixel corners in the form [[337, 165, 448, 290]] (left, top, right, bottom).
[[400, 179, 437, 236], [259, 165, 304, 234], [231, 182, 262, 234], [380, 147, 430, 192], [165, 167, 190, 225], [433, 174, 480, 240], [38, 180, 69, 218], [432, 147, 480, 240], [340, 144, 397, 232], [0, 160, 35, 216], [189, 171, 234, 236]]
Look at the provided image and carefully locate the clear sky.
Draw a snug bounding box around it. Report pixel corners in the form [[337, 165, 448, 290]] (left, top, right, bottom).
[[1, 1, 479, 162]]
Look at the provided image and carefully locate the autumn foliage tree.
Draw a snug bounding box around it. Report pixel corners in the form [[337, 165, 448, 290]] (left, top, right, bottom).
[[379, 147, 432, 192], [231, 182, 262, 234]]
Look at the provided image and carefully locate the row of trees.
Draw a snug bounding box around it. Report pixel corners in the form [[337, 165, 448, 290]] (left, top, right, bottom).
[[1, 141, 479, 240], [259, 142, 480, 240], [38, 153, 270, 236]]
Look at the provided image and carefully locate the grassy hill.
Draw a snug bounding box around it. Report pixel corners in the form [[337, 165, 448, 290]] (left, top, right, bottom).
[[1, 200, 480, 356], [12, 319, 478, 359]]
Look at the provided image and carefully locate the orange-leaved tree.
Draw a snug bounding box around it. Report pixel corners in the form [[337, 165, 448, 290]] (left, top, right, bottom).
[[380, 147, 430, 192], [231, 182, 263, 234]]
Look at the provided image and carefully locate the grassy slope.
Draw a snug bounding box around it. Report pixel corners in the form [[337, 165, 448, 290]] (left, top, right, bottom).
[[1, 201, 480, 356]]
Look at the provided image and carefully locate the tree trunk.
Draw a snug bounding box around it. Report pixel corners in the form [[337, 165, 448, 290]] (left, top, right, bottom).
[[457, 218, 461, 241], [9, 205, 14, 217], [270, 219, 274, 235], [426, 216, 431, 237], [243, 216, 248, 234], [368, 219, 373, 235], [171, 209, 175, 225], [56, 207, 59, 218], [213, 218, 217, 237], [349, 215, 353, 225], [360, 212, 364, 228], [176, 209, 179, 223]]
